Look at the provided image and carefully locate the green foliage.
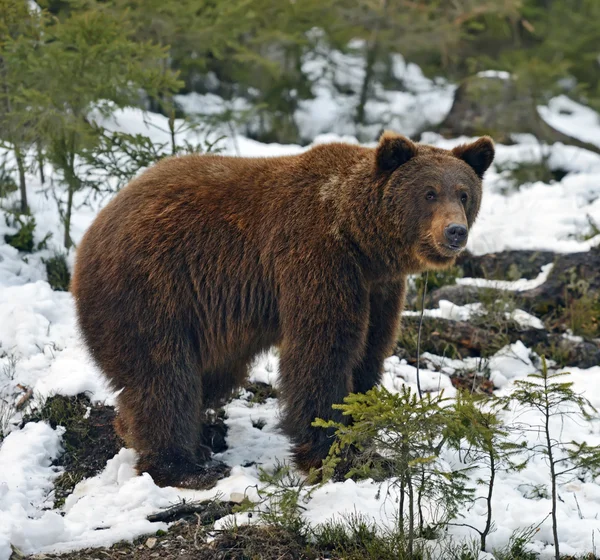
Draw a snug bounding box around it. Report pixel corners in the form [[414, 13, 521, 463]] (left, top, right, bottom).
[[256, 463, 308, 535], [7, 2, 181, 249], [82, 125, 225, 192], [414, 266, 463, 298], [0, 157, 17, 198], [446, 391, 527, 551], [0, 0, 48, 213], [233, 461, 315, 536], [44, 252, 71, 291], [548, 270, 600, 338], [314, 386, 474, 553], [313, 514, 428, 560], [25, 393, 92, 450], [495, 158, 557, 194], [493, 524, 540, 560], [4, 213, 35, 252]]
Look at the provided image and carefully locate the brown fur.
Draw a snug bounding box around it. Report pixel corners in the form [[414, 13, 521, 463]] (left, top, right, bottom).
[[71, 132, 494, 487]]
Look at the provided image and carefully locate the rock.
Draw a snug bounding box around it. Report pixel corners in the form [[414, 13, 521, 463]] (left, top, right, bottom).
[[397, 315, 600, 369], [425, 247, 600, 340], [456, 249, 556, 281], [146, 537, 157, 549]]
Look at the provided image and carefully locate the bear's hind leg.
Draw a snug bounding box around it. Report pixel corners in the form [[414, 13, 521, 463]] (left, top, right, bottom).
[[116, 360, 229, 489]]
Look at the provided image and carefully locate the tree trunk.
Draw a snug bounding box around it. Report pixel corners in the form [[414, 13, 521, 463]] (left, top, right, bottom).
[[356, 0, 388, 126], [407, 473, 415, 557], [14, 145, 28, 214], [481, 448, 495, 551], [63, 155, 79, 250], [64, 180, 75, 250], [545, 397, 560, 560], [37, 142, 45, 185], [356, 43, 378, 126]]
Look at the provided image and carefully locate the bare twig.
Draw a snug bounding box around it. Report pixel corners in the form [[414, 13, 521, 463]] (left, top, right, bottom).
[[416, 271, 428, 399]]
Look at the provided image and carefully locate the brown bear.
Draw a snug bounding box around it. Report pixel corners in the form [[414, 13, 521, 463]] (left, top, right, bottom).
[[71, 132, 494, 489]]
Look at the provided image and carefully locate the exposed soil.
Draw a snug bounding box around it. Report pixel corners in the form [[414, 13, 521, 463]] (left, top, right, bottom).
[[23, 394, 123, 508], [244, 381, 278, 404]]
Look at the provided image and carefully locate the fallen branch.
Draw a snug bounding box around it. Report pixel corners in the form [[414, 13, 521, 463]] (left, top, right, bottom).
[[147, 499, 234, 524]]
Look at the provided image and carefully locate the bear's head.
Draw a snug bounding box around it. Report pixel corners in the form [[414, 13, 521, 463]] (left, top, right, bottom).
[[374, 131, 494, 269]]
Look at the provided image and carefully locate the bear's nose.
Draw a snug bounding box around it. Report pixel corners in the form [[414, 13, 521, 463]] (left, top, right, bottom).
[[444, 223, 468, 245]]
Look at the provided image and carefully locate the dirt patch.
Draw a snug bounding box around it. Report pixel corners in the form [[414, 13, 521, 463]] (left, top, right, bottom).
[[244, 381, 278, 404], [22, 395, 231, 509], [449, 369, 495, 395], [26, 525, 307, 560], [23, 394, 123, 508], [24, 518, 386, 560], [24, 501, 235, 560]]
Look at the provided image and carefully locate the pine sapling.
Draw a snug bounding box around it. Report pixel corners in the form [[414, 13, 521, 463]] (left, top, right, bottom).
[[503, 357, 600, 560], [446, 391, 527, 552], [314, 386, 474, 554]]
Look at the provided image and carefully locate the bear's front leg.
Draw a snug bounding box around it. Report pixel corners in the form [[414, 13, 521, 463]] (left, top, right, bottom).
[[278, 264, 370, 471], [352, 279, 406, 395]]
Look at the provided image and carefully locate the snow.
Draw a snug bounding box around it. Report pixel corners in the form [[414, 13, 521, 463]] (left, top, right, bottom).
[[539, 95, 600, 148], [177, 45, 455, 143], [2, 56, 600, 559], [457, 263, 554, 292], [477, 70, 511, 80], [0, 422, 63, 558], [403, 299, 545, 330]]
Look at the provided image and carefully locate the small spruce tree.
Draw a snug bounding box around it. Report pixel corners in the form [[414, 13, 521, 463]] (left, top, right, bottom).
[[314, 386, 474, 556], [445, 391, 528, 552], [502, 357, 600, 560]]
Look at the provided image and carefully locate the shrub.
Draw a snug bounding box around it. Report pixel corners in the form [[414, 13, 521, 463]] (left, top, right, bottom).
[[44, 252, 71, 291]]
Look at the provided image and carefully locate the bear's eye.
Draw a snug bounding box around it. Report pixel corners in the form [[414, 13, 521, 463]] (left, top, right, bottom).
[[425, 190, 437, 201], [460, 192, 468, 204]]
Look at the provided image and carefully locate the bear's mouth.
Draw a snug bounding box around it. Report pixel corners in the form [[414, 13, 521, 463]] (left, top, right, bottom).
[[444, 243, 465, 254], [419, 240, 463, 266]]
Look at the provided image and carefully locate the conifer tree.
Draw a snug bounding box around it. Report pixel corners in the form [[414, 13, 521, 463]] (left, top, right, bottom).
[[0, 0, 46, 214], [314, 386, 473, 555], [18, 5, 180, 248], [503, 358, 600, 560]]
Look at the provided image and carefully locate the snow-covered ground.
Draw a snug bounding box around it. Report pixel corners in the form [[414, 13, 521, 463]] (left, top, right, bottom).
[[2, 64, 600, 559]]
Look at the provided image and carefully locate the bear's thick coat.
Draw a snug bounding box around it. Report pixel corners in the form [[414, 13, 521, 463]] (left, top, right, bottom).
[[71, 132, 494, 488]]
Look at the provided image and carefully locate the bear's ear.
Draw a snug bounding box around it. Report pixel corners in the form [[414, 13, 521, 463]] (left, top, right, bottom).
[[452, 136, 495, 178], [375, 131, 417, 173]]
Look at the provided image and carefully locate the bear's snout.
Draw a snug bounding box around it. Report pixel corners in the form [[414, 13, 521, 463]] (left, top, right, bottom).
[[444, 223, 468, 250]]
